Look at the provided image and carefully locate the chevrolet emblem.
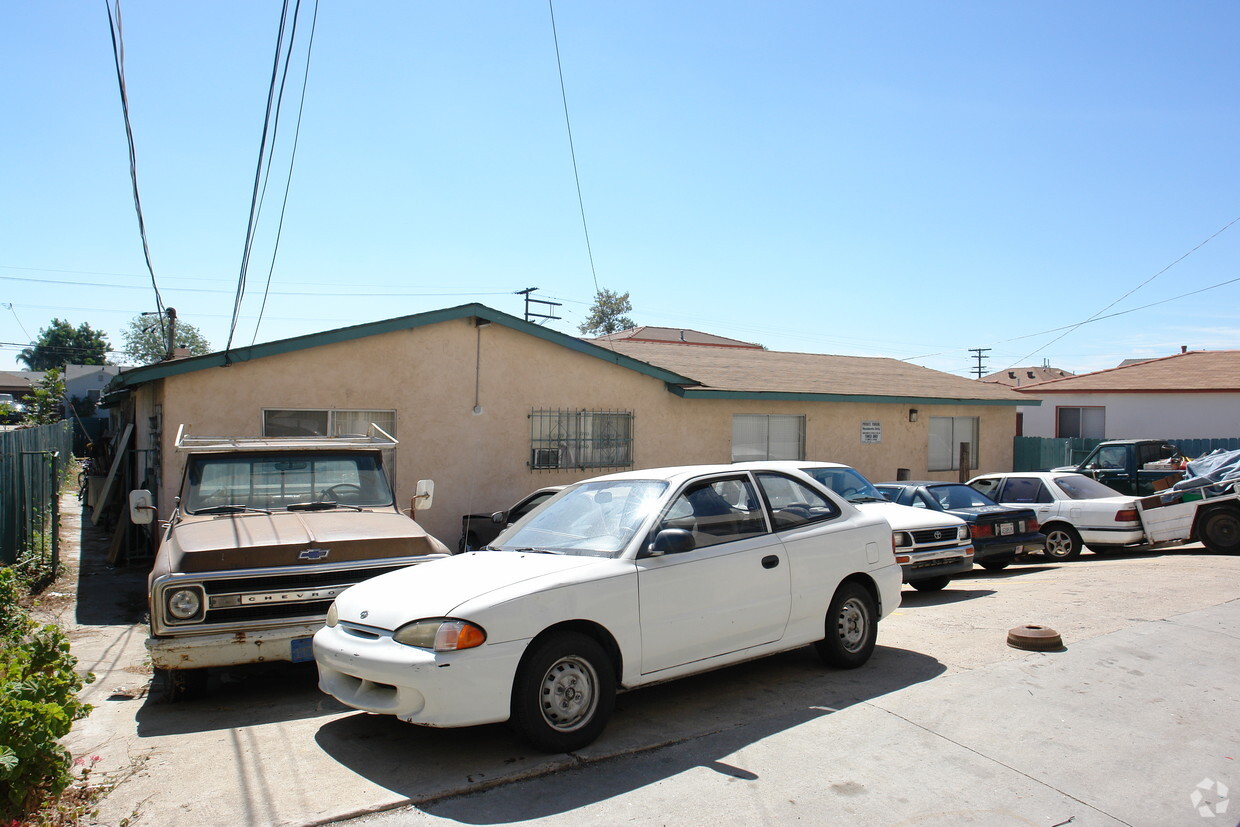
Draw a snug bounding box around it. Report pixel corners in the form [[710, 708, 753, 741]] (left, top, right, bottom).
[[299, 548, 330, 560]]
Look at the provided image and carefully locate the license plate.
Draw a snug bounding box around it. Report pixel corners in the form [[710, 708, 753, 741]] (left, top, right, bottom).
[[290, 637, 314, 663], [998, 523, 1014, 536]]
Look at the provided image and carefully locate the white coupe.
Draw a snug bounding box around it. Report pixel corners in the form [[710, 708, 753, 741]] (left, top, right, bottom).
[[314, 464, 902, 752]]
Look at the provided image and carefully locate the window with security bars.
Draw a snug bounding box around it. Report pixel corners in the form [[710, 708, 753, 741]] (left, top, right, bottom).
[[263, 409, 397, 438], [529, 409, 633, 470]]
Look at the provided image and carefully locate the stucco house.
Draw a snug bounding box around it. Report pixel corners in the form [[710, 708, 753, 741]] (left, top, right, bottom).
[[1013, 349, 1240, 439], [101, 303, 1030, 544]]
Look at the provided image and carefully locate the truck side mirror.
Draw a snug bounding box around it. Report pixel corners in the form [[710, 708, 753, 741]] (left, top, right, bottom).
[[412, 479, 434, 511], [129, 490, 156, 525]]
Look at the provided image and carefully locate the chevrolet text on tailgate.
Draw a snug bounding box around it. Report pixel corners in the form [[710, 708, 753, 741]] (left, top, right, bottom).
[[129, 425, 451, 698]]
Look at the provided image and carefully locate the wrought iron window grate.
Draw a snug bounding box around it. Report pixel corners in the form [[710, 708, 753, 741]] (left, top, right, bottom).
[[529, 409, 634, 471]]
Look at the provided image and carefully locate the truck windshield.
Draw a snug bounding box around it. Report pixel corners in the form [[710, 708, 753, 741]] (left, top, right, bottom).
[[183, 452, 394, 513]]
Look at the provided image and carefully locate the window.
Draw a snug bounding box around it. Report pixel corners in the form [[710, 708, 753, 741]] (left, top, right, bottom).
[[262, 409, 396, 438], [1056, 406, 1104, 439], [731, 414, 805, 462], [529, 409, 633, 470], [998, 477, 1051, 504], [755, 472, 839, 529], [657, 477, 766, 549], [929, 416, 979, 472]]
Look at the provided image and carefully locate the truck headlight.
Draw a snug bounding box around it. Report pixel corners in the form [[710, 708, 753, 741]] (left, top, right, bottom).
[[957, 525, 970, 541], [393, 618, 486, 651], [892, 531, 913, 548], [166, 586, 205, 623]]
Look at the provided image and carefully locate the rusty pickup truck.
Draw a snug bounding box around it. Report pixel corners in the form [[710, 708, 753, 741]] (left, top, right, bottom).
[[128, 425, 450, 698]]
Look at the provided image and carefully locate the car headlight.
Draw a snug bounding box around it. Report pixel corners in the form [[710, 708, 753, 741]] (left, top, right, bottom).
[[957, 525, 970, 541], [892, 531, 913, 548], [392, 618, 486, 651], [325, 601, 338, 627], [166, 586, 204, 622]]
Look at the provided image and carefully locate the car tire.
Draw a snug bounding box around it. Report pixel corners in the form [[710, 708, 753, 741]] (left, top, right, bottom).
[[911, 575, 950, 592], [157, 667, 207, 702], [980, 560, 1010, 572], [510, 631, 615, 753], [814, 582, 877, 669], [1199, 507, 1240, 554], [1042, 524, 1083, 560]]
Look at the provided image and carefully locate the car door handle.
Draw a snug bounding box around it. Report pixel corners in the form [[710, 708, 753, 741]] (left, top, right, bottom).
[[761, 555, 780, 569]]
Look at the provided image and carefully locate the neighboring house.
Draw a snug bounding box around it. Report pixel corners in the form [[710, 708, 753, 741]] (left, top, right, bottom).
[[63, 364, 121, 418], [1014, 350, 1240, 439], [981, 364, 1075, 436], [100, 303, 1031, 544], [0, 370, 43, 401]]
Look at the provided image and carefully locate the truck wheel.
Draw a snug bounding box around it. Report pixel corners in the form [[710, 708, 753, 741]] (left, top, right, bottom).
[[911, 575, 950, 592], [1042, 524, 1082, 560], [1199, 508, 1240, 554], [510, 632, 615, 753], [980, 560, 1010, 572], [157, 667, 208, 702], [814, 582, 877, 669]]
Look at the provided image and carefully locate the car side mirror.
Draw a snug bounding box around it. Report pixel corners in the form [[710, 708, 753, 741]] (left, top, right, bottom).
[[128, 489, 156, 525], [642, 528, 695, 558], [490, 510, 508, 525]]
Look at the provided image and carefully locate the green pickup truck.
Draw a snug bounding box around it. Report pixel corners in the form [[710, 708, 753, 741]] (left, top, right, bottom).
[[1055, 439, 1186, 496]]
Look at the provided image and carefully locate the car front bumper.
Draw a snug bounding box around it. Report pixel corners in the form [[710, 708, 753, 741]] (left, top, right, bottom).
[[313, 623, 527, 727], [147, 622, 322, 670], [897, 546, 974, 583]]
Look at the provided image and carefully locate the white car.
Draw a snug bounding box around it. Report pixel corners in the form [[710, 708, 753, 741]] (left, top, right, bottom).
[[314, 464, 903, 752], [967, 471, 1143, 559], [736, 461, 974, 591]]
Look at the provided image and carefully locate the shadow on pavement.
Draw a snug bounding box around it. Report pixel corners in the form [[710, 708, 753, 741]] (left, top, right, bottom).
[[313, 643, 945, 822], [72, 503, 149, 627], [898, 587, 996, 606]]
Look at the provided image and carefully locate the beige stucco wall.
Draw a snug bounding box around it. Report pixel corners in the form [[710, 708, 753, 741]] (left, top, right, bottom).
[[133, 316, 1019, 543]]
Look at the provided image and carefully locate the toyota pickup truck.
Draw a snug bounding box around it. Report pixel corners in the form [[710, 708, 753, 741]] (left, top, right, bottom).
[[129, 425, 451, 698]]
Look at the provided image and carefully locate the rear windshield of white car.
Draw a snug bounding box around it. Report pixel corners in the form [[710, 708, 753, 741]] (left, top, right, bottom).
[[1052, 474, 1126, 500], [492, 480, 669, 557]]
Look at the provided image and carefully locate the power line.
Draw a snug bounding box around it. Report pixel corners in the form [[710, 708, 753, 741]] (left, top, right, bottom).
[[103, 0, 166, 338], [548, 0, 601, 297], [226, 0, 294, 360], [252, 0, 320, 346]]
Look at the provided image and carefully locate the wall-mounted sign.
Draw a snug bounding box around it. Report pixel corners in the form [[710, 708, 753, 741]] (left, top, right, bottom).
[[861, 421, 882, 444]]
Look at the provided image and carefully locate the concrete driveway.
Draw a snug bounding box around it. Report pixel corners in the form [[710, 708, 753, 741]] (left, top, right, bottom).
[[56, 498, 1239, 826]]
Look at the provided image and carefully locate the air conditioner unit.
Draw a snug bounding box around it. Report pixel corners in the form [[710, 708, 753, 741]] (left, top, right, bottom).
[[531, 448, 561, 469]]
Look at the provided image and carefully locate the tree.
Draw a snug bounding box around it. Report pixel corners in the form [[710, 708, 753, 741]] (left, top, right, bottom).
[[120, 314, 212, 365], [18, 320, 111, 371], [20, 368, 65, 425], [578, 289, 636, 336]]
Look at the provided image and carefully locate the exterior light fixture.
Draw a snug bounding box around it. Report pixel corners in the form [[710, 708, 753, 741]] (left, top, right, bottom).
[[908, 409, 919, 423]]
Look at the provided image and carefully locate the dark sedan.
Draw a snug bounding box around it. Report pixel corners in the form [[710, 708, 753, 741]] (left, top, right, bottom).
[[875, 481, 1045, 571]]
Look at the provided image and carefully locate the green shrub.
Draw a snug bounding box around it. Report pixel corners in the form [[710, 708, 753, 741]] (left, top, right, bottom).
[[0, 567, 94, 820]]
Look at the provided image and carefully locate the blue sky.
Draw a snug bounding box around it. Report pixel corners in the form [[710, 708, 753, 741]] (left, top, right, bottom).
[[3, 2, 1238, 378]]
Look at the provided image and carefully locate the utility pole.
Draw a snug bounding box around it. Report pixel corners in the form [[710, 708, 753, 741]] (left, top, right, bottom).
[[515, 287, 561, 324], [969, 347, 991, 379], [165, 307, 177, 361]]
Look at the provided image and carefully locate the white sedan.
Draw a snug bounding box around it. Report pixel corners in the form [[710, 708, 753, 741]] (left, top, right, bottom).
[[967, 471, 1143, 559], [314, 464, 903, 752]]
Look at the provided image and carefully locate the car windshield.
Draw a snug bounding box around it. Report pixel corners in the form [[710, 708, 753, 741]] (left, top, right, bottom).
[[1052, 474, 1125, 500], [492, 480, 669, 557], [799, 466, 886, 503], [183, 451, 395, 513], [927, 484, 997, 509]]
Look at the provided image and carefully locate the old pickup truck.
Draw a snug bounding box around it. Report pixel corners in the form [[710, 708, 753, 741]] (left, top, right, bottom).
[[129, 426, 451, 698], [1055, 439, 1186, 496]]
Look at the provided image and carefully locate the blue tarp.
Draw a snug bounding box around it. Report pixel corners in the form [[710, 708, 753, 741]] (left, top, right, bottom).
[[1172, 449, 1240, 498]]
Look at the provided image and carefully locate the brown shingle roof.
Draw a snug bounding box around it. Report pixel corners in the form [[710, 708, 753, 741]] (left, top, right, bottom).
[[1014, 350, 1240, 394], [593, 327, 763, 349], [982, 365, 1074, 387], [602, 341, 1027, 402]]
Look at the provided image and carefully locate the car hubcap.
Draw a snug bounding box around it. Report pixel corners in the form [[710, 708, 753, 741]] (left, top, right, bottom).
[[1046, 531, 1072, 558], [540, 656, 598, 732], [837, 597, 869, 653]]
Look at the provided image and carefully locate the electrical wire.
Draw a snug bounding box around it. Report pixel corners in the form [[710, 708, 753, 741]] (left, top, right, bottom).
[[252, 0, 319, 346], [548, 0, 600, 297], [225, 0, 293, 361], [998, 215, 1240, 371], [103, 0, 166, 339]]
